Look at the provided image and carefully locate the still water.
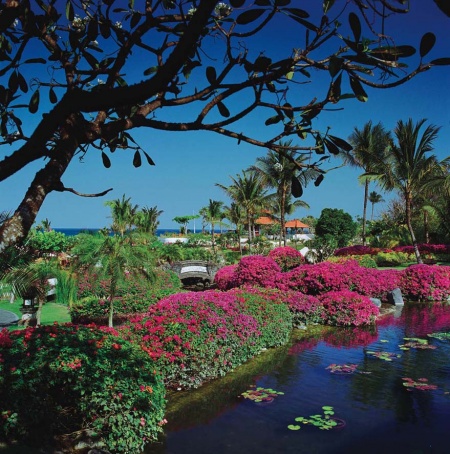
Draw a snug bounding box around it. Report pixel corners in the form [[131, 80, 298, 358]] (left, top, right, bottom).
[[148, 304, 450, 454]]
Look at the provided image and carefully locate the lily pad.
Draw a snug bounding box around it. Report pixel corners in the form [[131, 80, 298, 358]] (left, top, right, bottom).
[[428, 332, 450, 341], [399, 338, 436, 350], [366, 351, 401, 361], [402, 377, 438, 391], [240, 387, 284, 403], [289, 406, 345, 431]]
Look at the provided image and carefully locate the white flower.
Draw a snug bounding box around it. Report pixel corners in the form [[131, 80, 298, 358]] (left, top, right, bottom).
[[187, 6, 197, 16], [114, 21, 122, 29], [97, 78, 105, 85]]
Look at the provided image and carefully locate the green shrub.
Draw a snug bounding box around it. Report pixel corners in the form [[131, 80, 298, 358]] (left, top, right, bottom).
[[374, 251, 409, 267], [328, 255, 378, 269], [72, 268, 182, 324], [0, 324, 166, 453]]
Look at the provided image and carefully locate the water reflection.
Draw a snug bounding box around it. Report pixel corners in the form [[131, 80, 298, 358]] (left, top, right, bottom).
[[147, 304, 450, 454]]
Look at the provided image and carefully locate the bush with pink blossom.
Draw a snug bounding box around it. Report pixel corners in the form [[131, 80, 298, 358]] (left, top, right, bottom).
[[399, 264, 450, 302], [318, 290, 379, 326], [268, 246, 305, 271], [233, 255, 284, 289], [214, 264, 238, 290]]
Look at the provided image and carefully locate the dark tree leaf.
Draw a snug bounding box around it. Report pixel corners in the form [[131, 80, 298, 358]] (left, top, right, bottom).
[[143, 66, 158, 76], [328, 72, 341, 103], [284, 8, 309, 18], [348, 12, 361, 42], [130, 12, 141, 29], [133, 150, 142, 168], [236, 9, 265, 25], [349, 75, 368, 102], [206, 66, 217, 84], [253, 55, 272, 72], [23, 58, 47, 64], [283, 102, 294, 119], [66, 0, 74, 21], [328, 134, 353, 152], [217, 101, 230, 117], [288, 15, 318, 32], [255, 0, 270, 5], [143, 151, 156, 166], [328, 56, 343, 78], [434, 0, 450, 17], [17, 72, 28, 93], [8, 71, 18, 93], [99, 19, 111, 39], [84, 52, 98, 68], [266, 82, 276, 92], [324, 138, 340, 155], [420, 32, 436, 58], [265, 114, 282, 126], [291, 176, 303, 198], [430, 57, 450, 65], [49, 87, 57, 104], [87, 17, 98, 41], [101, 151, 111, 168], [323, 0, 335, 13], [314, 174, 324, 187], [275, 0, 291, 6], [230, 0, 245, 7], [28, 89, 40, 113]]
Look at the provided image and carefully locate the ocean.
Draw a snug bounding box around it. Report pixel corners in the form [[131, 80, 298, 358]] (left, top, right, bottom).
[[54, 228, 224, 237]]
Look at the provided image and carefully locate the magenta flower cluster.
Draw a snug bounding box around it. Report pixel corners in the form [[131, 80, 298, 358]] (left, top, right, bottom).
[[121, 289, 292, 390], [318, 291, 379, 326], [214, 264, 238, 291], [268, 246, 305, 271], [400, 264, 450, 302], [233, 255, 284, 289]]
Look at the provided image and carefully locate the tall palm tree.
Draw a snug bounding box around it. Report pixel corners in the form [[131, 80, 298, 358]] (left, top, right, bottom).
[[343, 121, 391, 245], [222, 202, 245, 255], [72, 232, 155, 327], [200, 199, 224, 253], [249, 142, 318, 246], [104, 194, 138, 236], [372, 118, 440, 263], [135, 206, 163, 235], [368, 191, 385, 220], [216, 171, 271, 248]]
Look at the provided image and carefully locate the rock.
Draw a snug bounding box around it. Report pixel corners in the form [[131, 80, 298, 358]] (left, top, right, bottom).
[[370, 298, 382, 307], [387, 288, 404, 306]]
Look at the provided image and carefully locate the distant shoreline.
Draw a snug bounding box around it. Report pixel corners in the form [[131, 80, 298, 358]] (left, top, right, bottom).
[[53, 228, 225, 237]]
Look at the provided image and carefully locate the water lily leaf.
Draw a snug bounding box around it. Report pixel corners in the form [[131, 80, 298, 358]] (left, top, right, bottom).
[[288, 424, 301, 430]]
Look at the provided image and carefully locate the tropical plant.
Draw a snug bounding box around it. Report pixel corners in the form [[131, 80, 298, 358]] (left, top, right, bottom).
[[249, 143, 318, 246], [104, 194, 138, 236], [71, 232, 155, 327], [216, 171, 271, 247], [135, 206, 163, 235], [368, 191, 385, 220], [200, 199, 224, 254], [0, 2, 447, 251], [315, 208, 358, 248], [222, 202, 245, 255], [370, 119, 441, 263], [172, 215, 199, 234]]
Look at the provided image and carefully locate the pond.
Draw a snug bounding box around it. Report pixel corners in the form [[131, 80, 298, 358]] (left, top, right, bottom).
[[147, 304, 450, 454]]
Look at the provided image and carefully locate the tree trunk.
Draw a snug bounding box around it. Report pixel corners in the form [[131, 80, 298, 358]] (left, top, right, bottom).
[[423, 210, 430, 244], [362, 180, 369, 246], [406, 193, 422, 264], [281, 189, 286, 247], [211, 221, 216, 254]]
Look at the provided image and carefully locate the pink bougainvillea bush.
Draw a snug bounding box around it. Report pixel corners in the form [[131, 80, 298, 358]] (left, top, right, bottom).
[[233, 255, 284, 289], [399, 264, 450, 302], [214, 264, 238, 290], [285, 260, 400, 301], [334, 245, 383, 256], [323, 326, 379, 348], [318, 290, 379, 326], [281, 291, 323, 327], [121, 289, 292, 390], [268, 246, 305, 271]]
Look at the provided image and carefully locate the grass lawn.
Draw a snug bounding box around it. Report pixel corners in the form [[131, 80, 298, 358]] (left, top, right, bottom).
[[0, 299, 71, 326]]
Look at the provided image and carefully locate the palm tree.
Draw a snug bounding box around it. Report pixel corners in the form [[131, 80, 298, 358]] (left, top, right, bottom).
[[368, 191, 385, 220], [135, 206, 163, 235], [104, 194, 138, 236], [200, 199, 224, 253], [222, 202, 245, 254], [249, 142, 318, 246], [343, 121, 391, 245], [72, 232, 155, 327], [373, 118, 440, 263], [216, 171, 271, 248]]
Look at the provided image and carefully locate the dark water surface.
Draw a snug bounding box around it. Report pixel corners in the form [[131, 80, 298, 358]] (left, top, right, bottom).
[[147, 304, 450, 454]]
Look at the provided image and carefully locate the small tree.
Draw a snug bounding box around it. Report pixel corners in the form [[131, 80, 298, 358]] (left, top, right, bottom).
[[172, 215, 199, 234], [72, 232, 155, 327], [315, 208, 358, 248]]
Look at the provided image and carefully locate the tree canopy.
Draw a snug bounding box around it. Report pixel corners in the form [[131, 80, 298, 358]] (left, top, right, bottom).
[[0, 0, 448, 250]]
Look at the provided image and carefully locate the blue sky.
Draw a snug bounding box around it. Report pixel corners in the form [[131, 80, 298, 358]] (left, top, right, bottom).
[[2, 1, 449, 230]]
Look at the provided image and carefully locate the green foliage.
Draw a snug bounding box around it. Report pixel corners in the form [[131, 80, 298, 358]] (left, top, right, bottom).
[[328, 255, 378, 268], [374, 251, 409, 267], [315, 208, 358, 248], [0, 325, 166, 453], [72, 268, 182, 325], [288, 406, 343, 431], [26, 230, 74, 253]]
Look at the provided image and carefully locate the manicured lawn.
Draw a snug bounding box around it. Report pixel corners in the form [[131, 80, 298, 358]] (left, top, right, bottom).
[[0, 299, 71, 326]]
